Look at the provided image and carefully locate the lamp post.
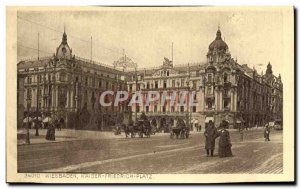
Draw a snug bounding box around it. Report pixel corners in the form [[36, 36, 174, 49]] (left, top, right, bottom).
[[26, 97, 31, 144], [135, 67, 138, 123], [35, 74, 40, 136]]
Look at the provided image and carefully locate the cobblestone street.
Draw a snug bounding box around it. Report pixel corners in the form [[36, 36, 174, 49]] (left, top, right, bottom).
[[17, 128, 283, 174]]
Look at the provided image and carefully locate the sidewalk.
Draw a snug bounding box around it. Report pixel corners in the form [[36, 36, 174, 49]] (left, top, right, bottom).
[[17, 129, 125, 145], [17, 129, 171, 145]]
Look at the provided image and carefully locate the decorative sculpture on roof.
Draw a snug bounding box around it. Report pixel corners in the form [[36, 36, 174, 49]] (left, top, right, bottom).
[[162, 57, 173, 68]]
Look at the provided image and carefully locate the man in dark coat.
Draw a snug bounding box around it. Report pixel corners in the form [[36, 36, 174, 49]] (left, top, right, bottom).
[[264, 124, 271, 141], [204, 120, 218, 157], [217, 121, 233, 158]]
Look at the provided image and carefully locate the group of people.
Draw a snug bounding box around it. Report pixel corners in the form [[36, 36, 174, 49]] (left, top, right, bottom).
[[204, 120, 233, 158], [204, 120, 273, 158], [195, 123, 202, 132]]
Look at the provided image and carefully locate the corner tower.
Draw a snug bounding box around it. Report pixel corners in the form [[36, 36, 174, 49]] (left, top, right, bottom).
[[56, 27, 72, 60], [206, 26, 229, 64]]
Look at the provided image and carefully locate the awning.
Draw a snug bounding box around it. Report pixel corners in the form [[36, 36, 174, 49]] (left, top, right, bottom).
[[205, 117, 214, 123]]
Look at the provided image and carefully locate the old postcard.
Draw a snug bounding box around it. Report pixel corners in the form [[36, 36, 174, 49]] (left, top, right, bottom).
[[6, 6, 294, 183]]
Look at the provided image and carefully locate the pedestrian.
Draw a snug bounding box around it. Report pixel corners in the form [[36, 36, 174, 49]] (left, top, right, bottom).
[[239, 124, 244, 141], [204, 120, 218, 157], [195, 123, 199, 132], [264, 124, 271, 141], [59, 118, 64, 131], [45, 122, 51, 140], [31, 120, 35, 130], [54, 119, 59, 130], [50, 123, 56, 141], [217, 121, 233, 158]]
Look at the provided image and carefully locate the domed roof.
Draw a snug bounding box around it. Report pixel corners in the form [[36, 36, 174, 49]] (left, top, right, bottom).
[[208, 28, 228, 51]]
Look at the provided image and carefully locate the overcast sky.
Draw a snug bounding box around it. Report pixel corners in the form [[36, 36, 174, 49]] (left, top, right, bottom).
[[17, 7, 287, 76]]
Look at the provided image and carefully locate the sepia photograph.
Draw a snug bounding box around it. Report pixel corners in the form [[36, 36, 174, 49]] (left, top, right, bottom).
[[6, 6, 294, 183]]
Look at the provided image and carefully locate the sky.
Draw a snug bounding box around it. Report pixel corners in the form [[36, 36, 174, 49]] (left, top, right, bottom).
[[17, 7, 287, 76]]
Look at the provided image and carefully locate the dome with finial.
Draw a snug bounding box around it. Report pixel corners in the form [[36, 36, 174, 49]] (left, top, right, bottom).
[[56, 26, 72, 60], [208, 26, 228, 52]]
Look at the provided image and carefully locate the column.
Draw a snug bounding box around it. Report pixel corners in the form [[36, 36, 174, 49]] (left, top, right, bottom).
[[219, 91, 222, 111], [202, 89, 205, 111], [233, 90, 236, 112], [70, 89, 74, 109], [214, 89, 218, 112], [55, 86, 58, 109], [66, 89, 69, 108]]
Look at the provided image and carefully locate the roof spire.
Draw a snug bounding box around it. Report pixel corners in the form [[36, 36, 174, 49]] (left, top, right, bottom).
[[62, 25, 67, 45], [216, 24, 222, 39]]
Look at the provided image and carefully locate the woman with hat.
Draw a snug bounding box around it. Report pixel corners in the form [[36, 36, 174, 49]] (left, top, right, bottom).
[[217, 120, 233, 158]]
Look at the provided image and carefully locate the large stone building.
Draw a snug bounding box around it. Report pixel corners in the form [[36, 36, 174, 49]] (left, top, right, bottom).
[[17, 30, 128, 130], [17, 27, 283, 130], [128, 28, 283, 130]]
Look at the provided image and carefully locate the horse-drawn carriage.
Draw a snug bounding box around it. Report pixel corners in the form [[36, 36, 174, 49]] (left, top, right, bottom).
[[170, 119, 190, 139], [124, 119, 152, 138]]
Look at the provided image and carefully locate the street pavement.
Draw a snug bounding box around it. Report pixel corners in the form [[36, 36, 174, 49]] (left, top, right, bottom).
[[17, 128, 283, 174]]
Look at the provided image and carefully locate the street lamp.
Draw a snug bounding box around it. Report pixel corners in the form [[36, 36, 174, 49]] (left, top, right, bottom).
[[26, 97, 31, 144]]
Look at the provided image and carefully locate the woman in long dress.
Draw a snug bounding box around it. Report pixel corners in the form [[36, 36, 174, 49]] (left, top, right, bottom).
[[218, 121, 233, 158]]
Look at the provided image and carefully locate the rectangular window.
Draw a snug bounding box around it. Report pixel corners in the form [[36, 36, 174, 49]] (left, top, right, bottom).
[[136, 106, 140, 113], [171, 106, 175, 112], [154, 105, 157, 112], [193, 106, 196, 112], [208, 74, 212, 82], [146, 106, 149, 113], [180, 106, 184, 112], [163, 80, 167, 88], [224, 100, 228, 108], [155, 81, 158, 88], [172, 80, 175, 87], [147, 82, 150, 89]]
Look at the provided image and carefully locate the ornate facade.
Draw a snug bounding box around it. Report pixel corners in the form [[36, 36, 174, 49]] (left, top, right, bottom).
[[128, 28, 283, 130], [17, 28, 283, 130], [17, 30, 128, 130]]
